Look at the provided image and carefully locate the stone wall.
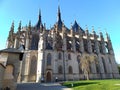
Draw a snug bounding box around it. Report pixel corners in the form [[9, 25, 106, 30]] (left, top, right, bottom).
[[0, 52, 21, 90], [0, 63, 5, 89]]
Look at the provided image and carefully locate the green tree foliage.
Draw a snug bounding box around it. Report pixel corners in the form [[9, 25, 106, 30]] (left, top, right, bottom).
[[80, 53, 97, 80]]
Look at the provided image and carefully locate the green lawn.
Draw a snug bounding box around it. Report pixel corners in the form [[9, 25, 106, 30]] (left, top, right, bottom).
[[63, 79, 120, 90]]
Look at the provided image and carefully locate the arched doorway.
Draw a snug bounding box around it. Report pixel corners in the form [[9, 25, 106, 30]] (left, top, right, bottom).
[[46, 71, 52, 82]]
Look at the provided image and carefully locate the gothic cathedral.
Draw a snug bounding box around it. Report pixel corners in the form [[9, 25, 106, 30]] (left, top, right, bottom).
[[2, 6, 120, 83]]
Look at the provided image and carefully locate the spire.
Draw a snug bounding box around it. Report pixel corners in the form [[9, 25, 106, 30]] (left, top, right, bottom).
[[106, 32, 110, 41], [35, 9, 42, 30], [99, 31, 104, 41], [85, 25, 89, 35], [72, 20, 79, 32], [11, 21, 14, 32], [38, 9, 41, 23], [57, 5, 61, 22], [56, 5, 62, 30], [18, 21, 21, 32], [92, 26, 96, 35]]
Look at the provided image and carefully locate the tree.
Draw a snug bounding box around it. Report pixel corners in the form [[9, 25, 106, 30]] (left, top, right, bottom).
[[80, 53, 97, 80]]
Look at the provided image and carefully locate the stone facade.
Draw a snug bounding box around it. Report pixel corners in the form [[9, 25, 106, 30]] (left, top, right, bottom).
[[0, 63, 5, 89], [1, 6, 119, 83]]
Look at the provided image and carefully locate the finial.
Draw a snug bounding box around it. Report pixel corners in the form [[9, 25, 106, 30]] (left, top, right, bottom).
[[10, 21, 14, 31], [44, 23, 46, 30], [98, 27, 101, 33], [12, 20, 14, 25], [18, 21, 21, 31], [92, 26, 96, 34], [70, 22, 73, 29], [100, 31, 103, 35], [29, 20, 31, 26], [12, 21, 14, 27], [85, 25, 89, 36], [99, 28, 103, 38], [28, 20, 31, 30], [92, 26, 94, 31], [106, 31, 109, 38], [105, 28, 107, 35], [105, 31, 108, 36], [85, 25, 88, 30], [62, 22, 65, 27], [105, 30, 110, 41], [19, 21, 21, 25]]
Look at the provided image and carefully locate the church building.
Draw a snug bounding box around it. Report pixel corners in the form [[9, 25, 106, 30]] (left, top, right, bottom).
[[0, 6, 119, 83]]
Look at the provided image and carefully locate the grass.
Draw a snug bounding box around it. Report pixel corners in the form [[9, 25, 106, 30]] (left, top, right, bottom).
[[63, 79, 120, 90]]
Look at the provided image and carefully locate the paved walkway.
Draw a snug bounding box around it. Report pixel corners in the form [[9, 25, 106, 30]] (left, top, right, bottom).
[[17, 83, 72, 90]]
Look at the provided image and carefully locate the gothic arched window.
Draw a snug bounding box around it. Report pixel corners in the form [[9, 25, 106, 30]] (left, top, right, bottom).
[[77, 55, 80, 63], [29, 56, 37, 75], [47, 53, 52, 65], [77, 55, 82, 73], [76, 40, 80, 52], [102, 57, 107, 73], [31, 34, 39, 50], [68, 54, 71, 60], [108, 58, 111, 64], [68, 66, 73, 74], [96, 64, 100, 74], [58, 65, 63, 74], [58, 52, 62, 60], [89, 61, 92, 74]]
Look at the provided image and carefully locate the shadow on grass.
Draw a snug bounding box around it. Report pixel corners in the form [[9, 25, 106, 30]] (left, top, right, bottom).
[[64, 81, 99, 88]]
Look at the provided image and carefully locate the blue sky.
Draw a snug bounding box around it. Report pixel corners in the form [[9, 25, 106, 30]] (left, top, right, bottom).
[[0, 0, 120, 63]]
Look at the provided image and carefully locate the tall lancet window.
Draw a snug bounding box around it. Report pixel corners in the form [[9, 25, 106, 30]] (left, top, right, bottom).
[[58, 65, 63, 74], [58, 52, 62, 60], [77, 55, 82, 74], [31, 34, 39, 50], [68, 54, 71, 60], [47, 53, 52, 65], [102, 57, 107, 73], [29, 56, 37, 75], [76, 40, 80, 52], [68, 66, 73, 74]]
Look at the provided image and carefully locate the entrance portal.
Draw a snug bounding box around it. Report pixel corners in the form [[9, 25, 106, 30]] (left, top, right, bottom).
[[46, 71, 52, 82]]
